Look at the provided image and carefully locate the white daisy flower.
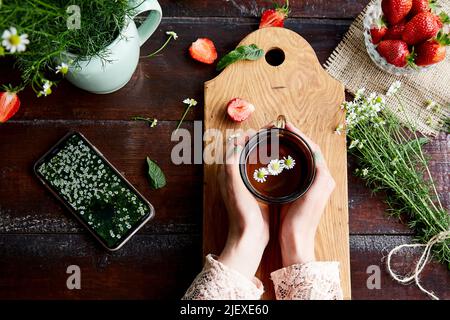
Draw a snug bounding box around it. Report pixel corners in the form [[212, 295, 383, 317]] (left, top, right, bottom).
[[386, 81, 401, 96], [253, 168, 268, 183], [38, 80, 53, 97], [166, 31, 178, 40], [362, 168, 369, 176], [2, 27, 29, 53], [56, 62, 69, 75], [267, 159, 283, 175], [282, 155, 296, 170]]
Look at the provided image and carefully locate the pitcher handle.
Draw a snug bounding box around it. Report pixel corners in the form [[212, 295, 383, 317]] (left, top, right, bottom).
[[130, 0, 162, 46]]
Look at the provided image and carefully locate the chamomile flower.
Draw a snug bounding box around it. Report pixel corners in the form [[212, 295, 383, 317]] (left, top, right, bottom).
[[386, 80, 401, 96], [267, 159, 283, 175], [56, 62, 69, 75], [166, 31, 178, 40], [334, 123, 344, 135], [38, 80, 53, 97], [2, 27, 29, 53], [349, 139, 360, 149], [253, 168, 268, 183], [355, 88, 366, 100], [282, 155, 296, 170]]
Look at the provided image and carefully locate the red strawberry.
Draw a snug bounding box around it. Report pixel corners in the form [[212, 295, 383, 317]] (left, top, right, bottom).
[[384, 20, 406, 40], [227, 98, 255, 122], [370, 19, 388, 44], [0, 90, 20, 123], [402, 11, 442, 45], [381, 0, 412, 25], [259, 1, 290, 28], [371, 27, 388, 44], [189, 38, 218, 64], [377, 40, 413, 67], [415, 31, 450, 66], [410, 0, 436, 16]]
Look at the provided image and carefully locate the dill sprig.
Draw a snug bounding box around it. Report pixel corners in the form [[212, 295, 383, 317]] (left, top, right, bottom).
[[342, 85, 450, 267]]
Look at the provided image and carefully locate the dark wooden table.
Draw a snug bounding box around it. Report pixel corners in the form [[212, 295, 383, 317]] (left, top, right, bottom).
[[0, 0, 449, 300]]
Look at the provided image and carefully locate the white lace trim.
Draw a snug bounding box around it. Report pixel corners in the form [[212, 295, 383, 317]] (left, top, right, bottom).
[[270, 261, 343, 300], [182, 254, 264, 300]]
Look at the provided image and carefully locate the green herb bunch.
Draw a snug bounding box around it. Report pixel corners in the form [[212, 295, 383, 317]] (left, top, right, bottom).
[[0, 0, 133, 95], [340, 83, 450, 267]]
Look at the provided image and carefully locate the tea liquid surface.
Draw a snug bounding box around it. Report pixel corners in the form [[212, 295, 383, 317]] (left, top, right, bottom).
[[246, 134, 311, 199]]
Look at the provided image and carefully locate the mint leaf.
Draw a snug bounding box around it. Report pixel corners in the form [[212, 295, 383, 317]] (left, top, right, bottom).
[[216, 44, 264, 71], [146, 157, 166, 190]]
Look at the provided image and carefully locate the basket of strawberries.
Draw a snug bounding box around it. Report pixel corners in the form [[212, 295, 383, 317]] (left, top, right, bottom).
[[364, 0, 450, 75]]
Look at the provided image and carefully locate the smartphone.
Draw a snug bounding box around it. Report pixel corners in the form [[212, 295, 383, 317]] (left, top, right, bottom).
[[34, 131, 155, 251]]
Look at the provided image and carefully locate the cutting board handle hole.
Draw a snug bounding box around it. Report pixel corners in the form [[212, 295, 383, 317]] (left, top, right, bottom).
[[265, 48, 285, 67]]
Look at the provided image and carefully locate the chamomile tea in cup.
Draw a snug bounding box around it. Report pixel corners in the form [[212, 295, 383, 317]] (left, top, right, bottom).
[[239, 116, 316, 204]]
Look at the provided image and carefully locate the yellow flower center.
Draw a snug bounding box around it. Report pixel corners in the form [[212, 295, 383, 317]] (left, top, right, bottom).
[[10, 34, 21, 46]]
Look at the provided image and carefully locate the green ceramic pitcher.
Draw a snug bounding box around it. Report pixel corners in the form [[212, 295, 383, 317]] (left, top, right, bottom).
[[63, 0, 162, 94]]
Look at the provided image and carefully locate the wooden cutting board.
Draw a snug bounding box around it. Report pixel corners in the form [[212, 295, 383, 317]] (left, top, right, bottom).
[[203, 27, 350, 299]]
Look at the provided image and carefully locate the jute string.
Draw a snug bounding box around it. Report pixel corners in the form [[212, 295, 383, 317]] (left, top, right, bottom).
[[387, 230, 450, 300]]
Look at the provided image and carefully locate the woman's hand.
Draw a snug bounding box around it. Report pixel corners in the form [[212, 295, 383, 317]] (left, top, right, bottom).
[[218, 141, 270, 280], [279, 122, 336, 266]]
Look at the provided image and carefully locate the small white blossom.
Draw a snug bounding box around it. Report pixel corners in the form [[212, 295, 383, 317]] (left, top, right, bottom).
[[38, 80, 53, 97], [56, 62, 69, 75], [349, 139, 360, 149], [362, 168, 369, 176], [2, 27, 29, 53], [183, 98, 198, 107], [386, 81, 401, 97], [166, 31, 178, 40], [334, 123, 345, 135], [355, 88, 365, 100], [253, 168, 268, 183]]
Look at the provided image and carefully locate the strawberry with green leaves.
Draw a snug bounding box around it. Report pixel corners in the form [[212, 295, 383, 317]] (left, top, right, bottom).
[[370, 18, 388, 44], [0, 86, 21, 123], [415, 31, 450, 66], [259, 0, 290, 28], [402, 11, 444, 45]]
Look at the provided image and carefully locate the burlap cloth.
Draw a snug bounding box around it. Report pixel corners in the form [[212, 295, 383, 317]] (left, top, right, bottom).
[[325, 0, 450, 136]]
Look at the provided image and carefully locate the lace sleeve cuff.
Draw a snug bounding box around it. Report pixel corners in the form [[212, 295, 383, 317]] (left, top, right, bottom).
[[182, 254, 264, 300], [270, 261, 343, 300]]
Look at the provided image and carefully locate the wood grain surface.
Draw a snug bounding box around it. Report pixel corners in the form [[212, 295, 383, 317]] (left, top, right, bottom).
[[0, 0, 448, 300], [203, 27, 350, 299]]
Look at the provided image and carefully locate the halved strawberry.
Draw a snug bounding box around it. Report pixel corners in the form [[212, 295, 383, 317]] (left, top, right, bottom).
[[259, 1, 290, 28], [0, 90, 20, 123], [189, 38, 218, 64], [227, 98, 255, 122]]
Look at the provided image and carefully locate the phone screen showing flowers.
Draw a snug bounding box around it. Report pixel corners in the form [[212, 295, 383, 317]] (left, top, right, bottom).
[[34, 132, 154, 250]]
